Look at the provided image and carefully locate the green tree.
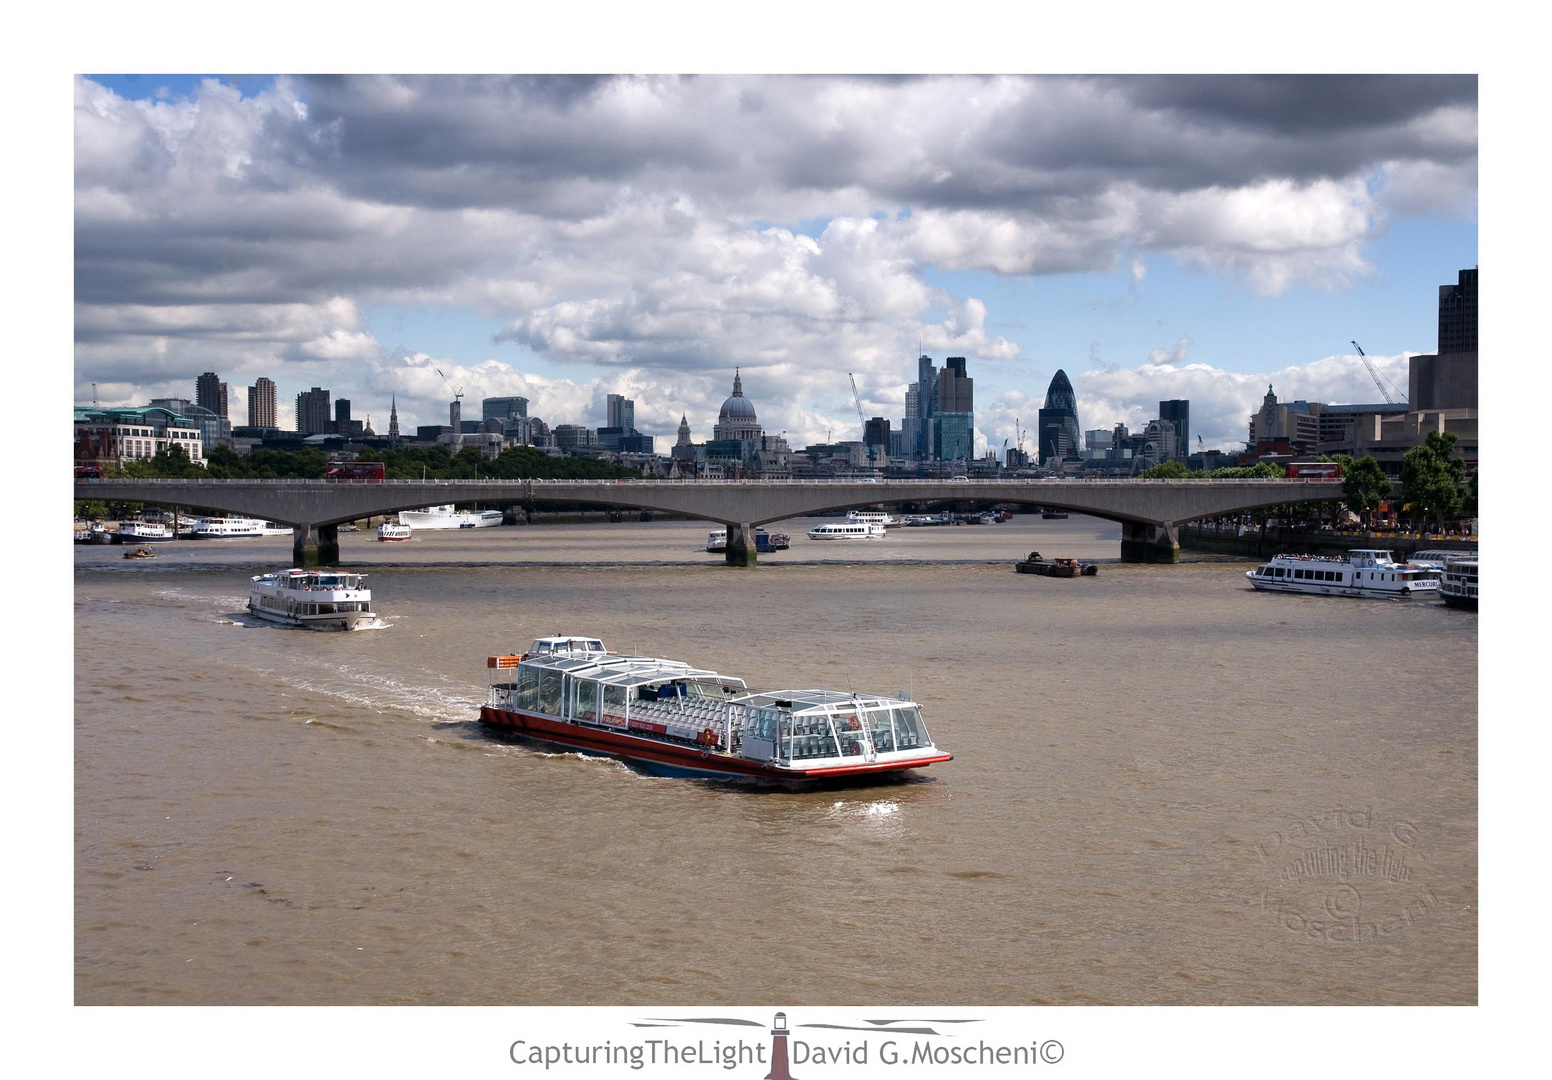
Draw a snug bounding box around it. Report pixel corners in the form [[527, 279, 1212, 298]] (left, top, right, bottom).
[[1341, 456, 1390, 530], [1140, 460, 1191, 479], [1400, 430, 1466, 532]]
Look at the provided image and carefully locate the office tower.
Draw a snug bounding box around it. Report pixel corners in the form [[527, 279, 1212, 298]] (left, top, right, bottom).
[[335, 398, 352, 433], [863, 416, 890, 452], [606, 393, 635, 433], [295, 387, 331, 434], [916, 355, 939, 459], [1438, 267, 1477, 354], [1159, 399, 1190, 459], [1037, 369, 1081, 463], [196, 372, 226, 418], [248, 377, 277, 428], [938, 357, 974, 413], [482, 396, 528, 423]]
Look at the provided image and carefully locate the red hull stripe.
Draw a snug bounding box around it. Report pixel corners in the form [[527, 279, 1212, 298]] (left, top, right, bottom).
[[479, 707, 950, 778]]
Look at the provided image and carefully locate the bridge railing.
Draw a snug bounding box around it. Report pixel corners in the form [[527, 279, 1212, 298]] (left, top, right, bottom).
[[83, 476, 1344, 487]]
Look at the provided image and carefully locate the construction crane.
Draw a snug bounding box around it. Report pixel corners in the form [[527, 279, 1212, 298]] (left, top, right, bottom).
[[848, 373, 877, 463], [436, 367, 465, 444], [1351, 341, 1406, 405]]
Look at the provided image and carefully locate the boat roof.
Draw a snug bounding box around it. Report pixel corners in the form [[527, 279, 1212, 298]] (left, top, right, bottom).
[[519, 650, 747, 690], [736, 688, 917, 713]]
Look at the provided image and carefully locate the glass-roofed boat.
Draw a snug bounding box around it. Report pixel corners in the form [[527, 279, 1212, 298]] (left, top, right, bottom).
[[479, 637, 952, 783]]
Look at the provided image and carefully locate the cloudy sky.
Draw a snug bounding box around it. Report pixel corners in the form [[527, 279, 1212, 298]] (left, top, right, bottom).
[[74, 74, 1477, 453]]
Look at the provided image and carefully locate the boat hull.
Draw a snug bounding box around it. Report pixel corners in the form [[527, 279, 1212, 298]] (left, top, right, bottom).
[[246, 603, 381, 631], [1440, 593, 1477, 610], [112, 529, 175, 543], [1244, 573, 1436, 599], [479, 706, 951, 784], [1016, 561, 1077, 576]]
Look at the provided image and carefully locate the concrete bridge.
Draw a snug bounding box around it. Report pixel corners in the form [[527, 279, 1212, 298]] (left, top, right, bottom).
[[75, 476, 1348, 566]]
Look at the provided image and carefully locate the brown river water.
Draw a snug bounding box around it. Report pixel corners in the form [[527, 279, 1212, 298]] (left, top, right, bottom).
[[74, 515, 1477, 1004]]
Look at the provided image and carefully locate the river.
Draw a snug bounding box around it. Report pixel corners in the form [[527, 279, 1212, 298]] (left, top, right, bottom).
[[74, 514, 1477, 1004]]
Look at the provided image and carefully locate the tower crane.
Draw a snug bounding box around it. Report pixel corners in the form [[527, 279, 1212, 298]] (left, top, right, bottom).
[[848, 373, 877, 463], [436, 368, 465, 444], [1350, 341, 1407, 405]]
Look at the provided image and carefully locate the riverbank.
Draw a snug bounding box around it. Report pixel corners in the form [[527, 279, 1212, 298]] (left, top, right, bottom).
[[1180, 523, 1478, 559]]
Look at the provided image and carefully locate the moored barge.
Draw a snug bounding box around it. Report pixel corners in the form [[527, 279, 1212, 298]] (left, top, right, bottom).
[[480, 637, 952, 783]]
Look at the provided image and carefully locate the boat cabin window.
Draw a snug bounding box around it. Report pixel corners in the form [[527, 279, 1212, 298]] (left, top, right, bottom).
[[516, 666, 540, 710], [538, 668, 565, 715], [574, 679, 598, 721], [747, 707, 782, 744], [893, 706, 929, 749], [602, 683, 627, 722], [868, 709, 897, 753]]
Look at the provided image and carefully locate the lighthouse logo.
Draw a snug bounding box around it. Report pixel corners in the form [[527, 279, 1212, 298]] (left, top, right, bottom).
[[766, 1011, 795, 1079]]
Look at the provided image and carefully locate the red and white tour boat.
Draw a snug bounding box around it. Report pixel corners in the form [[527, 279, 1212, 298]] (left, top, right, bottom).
[[480, 637, 952, 784]]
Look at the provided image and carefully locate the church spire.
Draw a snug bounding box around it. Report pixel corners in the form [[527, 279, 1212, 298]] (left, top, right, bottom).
[[732, 368, 743, 396]]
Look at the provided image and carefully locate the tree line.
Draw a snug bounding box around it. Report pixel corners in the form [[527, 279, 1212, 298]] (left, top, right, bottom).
[[1138, 433, 1475, 532]]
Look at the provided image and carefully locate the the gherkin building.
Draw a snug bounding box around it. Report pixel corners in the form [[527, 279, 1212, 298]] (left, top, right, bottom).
[[1037, 369, 1082, 463]]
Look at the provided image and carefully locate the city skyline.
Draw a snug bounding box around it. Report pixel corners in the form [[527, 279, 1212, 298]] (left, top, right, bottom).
[[74, 75, 1477, 451]]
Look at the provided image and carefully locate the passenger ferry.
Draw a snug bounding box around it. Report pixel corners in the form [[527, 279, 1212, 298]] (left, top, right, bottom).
[[806, 522, 887, 541], [480, 637, 952, 784], [247, 569, 382, 630], [377, 521, 413, 542], [399, 505, 503, 530], [113, 521, 174, 543], [847, 510, 902, 528], [191, 516, 266, 539], [1246, 550, 1439, 599], [706, 527, 789, 553], [1439, 556, 1478, 610]]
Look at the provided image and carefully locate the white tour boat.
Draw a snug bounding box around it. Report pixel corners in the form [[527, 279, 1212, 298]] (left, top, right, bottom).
[[1439, 556, 1478, 610], [191, 516, 267, 539], [259, 521, 293, 536], [847, 510, 902, 528], [480, 636, 952, 784], [399, 505, 503, 530], [377, 521, 413, 542], [247, 568, 382, 630], [806, 522, 887, 541], [1246, 549, 1440, 599], [113, 521, 174, 543]]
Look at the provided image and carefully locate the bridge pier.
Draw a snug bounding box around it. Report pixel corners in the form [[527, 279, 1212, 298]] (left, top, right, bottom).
[[292, 524, 340, 567], [1120, 522, 1180, 563], [725, 522, 757, 567]]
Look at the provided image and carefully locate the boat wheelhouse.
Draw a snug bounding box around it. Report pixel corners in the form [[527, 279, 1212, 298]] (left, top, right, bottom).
[[1245, 550, 1439, 599], [480, 639, 952, 783], [1439, 556, 1478, 610], [247, 569, 382, 630], [377, 521, 412, 542], [806, 522, 887, 541]]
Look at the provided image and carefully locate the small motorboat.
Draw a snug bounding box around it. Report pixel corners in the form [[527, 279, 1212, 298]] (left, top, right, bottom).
[[123, 546, 156, 560]]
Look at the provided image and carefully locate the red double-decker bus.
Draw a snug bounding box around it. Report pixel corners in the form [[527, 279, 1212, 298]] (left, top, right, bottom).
[[75, 464, 104, 480], [325, 461, 386, 482], [1286, 461, 1342, 479]]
